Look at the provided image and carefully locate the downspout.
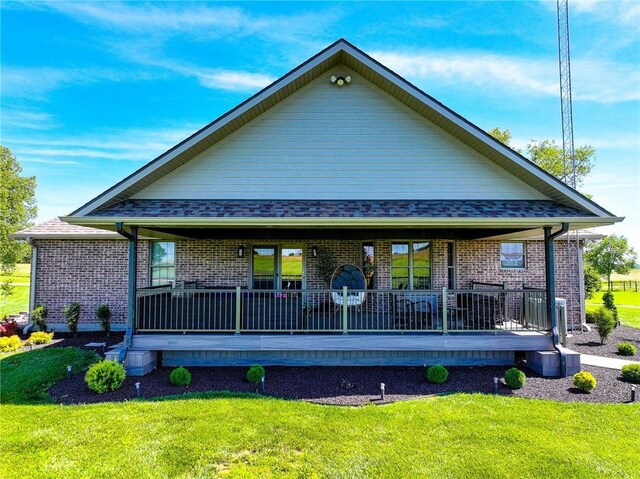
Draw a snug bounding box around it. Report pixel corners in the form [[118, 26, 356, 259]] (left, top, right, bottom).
[[544, 223, 569, 376], [115, 222, 138, 363], [23, 237, 37, 335]]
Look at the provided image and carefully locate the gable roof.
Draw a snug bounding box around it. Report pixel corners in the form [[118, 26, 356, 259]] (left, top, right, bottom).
[[68, 38, 617, 221]]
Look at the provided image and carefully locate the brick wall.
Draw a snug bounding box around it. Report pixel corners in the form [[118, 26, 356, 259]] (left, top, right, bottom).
[[33, 237, 581, 328]]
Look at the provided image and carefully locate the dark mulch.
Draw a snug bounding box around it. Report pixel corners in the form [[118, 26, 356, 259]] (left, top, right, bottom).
[[567, 325, 640, 359], [49, 363, 638, 407]]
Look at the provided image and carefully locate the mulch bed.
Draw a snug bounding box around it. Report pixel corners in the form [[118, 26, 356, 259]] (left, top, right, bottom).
[[41, 332, 639, 406], [567, 325, 640, 359]]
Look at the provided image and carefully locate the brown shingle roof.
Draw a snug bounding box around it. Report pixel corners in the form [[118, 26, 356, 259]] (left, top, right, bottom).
[[10, 218, 121, 239]]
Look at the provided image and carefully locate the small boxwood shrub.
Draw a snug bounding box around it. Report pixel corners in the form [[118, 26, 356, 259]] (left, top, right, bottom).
[[246, 364, 265, 383], [25, 331, 53, 345], [617, 342, 637, 357], [64, 302, 81, 336], [32, 305, 49, 331], [170, 367, 192, 386], [592, 307, 615, 344], [85, 360, 126, 393], [426, 365, 449, 384], [621, 364, 640, 384], [0, 335, 21, 352], [573, 371, 597, 392], [96, 304, 111, 336], [504, 368, 526, 389]]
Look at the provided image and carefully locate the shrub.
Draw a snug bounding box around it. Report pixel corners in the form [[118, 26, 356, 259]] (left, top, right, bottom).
[[25, 331, 54, 345], [0, 318, 19, 337], [85, 360, 126, 393], [504, 368, 526, 389], [0, 335, 22, 352], [169, 367, 192, 387], [621, 364, 640, 384], [585, 311, 595, 324], [64, 302, 81, 336], [246, 364, 265, 383], [96, 304, 111, 336], [583, 264, 601, 300], [573, 371, 597, 392], [617, 342, 637, 357], [592, 307, 615, 344], [426, 365, 449, 384], [31, 305, 49, 331], [602, 291, 618, 326]]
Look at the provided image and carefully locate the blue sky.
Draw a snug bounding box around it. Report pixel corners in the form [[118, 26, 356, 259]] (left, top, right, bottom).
[[2, 1, 639, 250]]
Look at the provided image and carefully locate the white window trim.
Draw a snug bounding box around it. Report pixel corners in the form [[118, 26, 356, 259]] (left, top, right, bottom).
[[150, 241, 176, 286], [500, 241, 526, 270], [390, 241, 432, 289]]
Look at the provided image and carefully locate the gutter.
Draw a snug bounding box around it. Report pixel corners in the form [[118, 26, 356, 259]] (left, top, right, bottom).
[[545, 223, 570, 377], [22, 237, 37, 335]]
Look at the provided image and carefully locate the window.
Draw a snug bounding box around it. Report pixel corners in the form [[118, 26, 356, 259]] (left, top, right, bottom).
[[500, 242, 525, 269], [362, 242, 375, 289], [150, 242, 175, 286], [447, 242, 456, 289], [391, 241, 431, 289]]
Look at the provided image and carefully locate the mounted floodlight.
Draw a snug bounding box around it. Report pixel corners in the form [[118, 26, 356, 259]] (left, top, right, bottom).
[[330, 75, 351, 87]]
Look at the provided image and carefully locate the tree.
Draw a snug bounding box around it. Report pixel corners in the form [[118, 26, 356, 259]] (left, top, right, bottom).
[[585, 235, 637, 290], [583, 263, 601, 300], [0, 146, 37, 305], [488, 127, 595, 189]]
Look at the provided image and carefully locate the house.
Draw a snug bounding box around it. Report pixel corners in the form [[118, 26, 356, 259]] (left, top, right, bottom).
[[12, 39, 622, 377]]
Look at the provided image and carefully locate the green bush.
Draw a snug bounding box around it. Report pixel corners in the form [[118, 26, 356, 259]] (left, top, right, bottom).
[[617, 342, 637, 357], [602, 291, 618, 326], [64, 302, 81, 336], [621, 364, 640, 384], [246, 364, 265, 383], [31, 305, 49, 332], [583, 264, 601, 300], [25, 331, 54, 345], [504, 368, 526, 389], [85, 360, 126, 393], [96, 304, 111, 336], [0, 335, 22, 352], [592, 307, 615, 344], [585, 311, 595, 324], [170, 367, 192, 387], [426, 365, 449, 384], [573, 371, 597, 393]]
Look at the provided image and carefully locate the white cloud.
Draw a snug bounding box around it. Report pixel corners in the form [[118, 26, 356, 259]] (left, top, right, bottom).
[[21, 158, 80, 165], [371, 50, 640, 104], [541, 0, 640, 27], [0, 109, 57, 130], [196, 70, 275, 92]]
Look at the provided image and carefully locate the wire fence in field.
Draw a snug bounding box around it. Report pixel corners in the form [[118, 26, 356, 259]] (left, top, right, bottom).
[[603, 281, 639, 292]]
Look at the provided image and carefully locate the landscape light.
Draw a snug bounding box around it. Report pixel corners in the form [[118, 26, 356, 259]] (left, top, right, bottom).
[[135, 382, 141, 398], [493, 377, 499, 394], [67, 365, 72, 379], [380, 383, 385, 401]]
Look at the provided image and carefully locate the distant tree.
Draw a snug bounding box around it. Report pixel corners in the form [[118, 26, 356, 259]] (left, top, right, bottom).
[[583, 263, 601, 300], [585, 235, 637, 290], [488, 127, 595, 189], [0, 146, 37, 304]]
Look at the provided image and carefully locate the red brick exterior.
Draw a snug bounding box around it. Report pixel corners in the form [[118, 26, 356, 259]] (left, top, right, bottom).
[[33, 237, 582, 329]]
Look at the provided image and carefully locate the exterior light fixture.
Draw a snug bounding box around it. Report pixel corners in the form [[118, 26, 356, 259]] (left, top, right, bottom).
[[493, 377, 499, 394], [380, 383, 385, 401], [632, 385, 637, 403], [330, 75, 351, 86], [237, 246, 245, 258], [135, 382, 141, 398], [312, 246, 318, 258], [67, 365, 72, 379]]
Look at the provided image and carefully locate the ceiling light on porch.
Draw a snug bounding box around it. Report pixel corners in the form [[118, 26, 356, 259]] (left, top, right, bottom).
[[330, 75, 351, 86], [312, 246, 318, 258], [237, 246, 245, 258]]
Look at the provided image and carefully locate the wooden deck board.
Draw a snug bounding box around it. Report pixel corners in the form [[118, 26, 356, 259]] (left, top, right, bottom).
[[132, 332, 554, 352]]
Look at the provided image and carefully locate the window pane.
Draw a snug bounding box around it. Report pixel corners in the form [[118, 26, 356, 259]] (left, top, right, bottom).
[[152, 242, 175, 266], [501, 242, 525, 268], [413, 267, 431, 290], [391, 267, 409, 289], [362, 243, 375, 289], [392, 243, 409, 266], [413, 242, 430, 268]]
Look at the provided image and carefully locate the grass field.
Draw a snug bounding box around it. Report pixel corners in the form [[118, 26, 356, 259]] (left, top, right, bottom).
[[0, 263, 30, 317], [1, 348, 638, 479]]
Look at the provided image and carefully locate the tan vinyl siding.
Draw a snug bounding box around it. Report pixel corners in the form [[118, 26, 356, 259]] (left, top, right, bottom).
[[133, 66, 546, 201]]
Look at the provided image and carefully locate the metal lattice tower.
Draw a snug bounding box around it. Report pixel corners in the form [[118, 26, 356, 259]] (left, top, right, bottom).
[[557, 0, 581, 328]]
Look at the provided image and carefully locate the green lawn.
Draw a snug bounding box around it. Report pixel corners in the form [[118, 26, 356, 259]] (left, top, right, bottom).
[[586, 290, 640, 329], [0, 263, 30, 317], [1, 349, 639, 478]]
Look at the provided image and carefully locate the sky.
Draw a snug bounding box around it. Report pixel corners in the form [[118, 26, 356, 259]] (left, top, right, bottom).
[[1, 1, 639, 250]]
